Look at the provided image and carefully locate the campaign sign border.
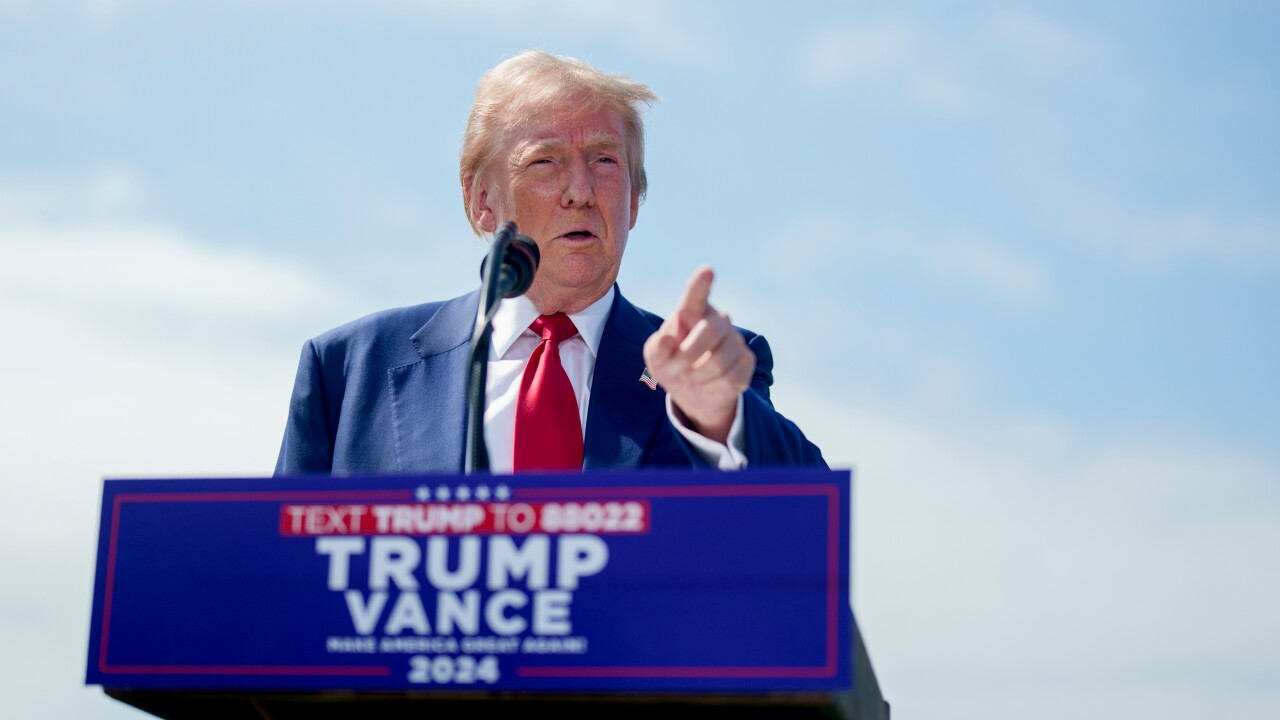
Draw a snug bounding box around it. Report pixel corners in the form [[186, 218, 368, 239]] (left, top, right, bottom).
[[85, 468, 851, 693]]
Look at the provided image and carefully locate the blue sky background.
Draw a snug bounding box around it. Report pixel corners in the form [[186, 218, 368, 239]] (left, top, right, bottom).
[[1, 1, 1277, 717]]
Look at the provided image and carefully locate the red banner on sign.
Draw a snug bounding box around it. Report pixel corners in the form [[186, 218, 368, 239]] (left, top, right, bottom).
[[279, 501, 651, 536]]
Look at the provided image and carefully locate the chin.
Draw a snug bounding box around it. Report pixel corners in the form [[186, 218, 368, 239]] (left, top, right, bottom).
[[545, 257, 614, 289]]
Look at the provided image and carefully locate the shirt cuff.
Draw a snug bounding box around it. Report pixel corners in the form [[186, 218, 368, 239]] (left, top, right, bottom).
[[665, 394, 748, 470]]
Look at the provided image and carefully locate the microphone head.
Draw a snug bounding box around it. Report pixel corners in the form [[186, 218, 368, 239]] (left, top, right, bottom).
[[479, 233, 540, 298], [501, 234, 540, 297]]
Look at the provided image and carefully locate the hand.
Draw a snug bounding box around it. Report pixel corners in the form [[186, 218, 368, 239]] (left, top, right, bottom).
[[642, 266, 755, 444]]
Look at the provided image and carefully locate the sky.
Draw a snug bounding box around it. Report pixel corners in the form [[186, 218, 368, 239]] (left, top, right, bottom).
[[1, 0, 1278, 717]]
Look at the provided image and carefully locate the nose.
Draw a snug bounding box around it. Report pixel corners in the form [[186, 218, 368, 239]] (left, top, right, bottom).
[[561, 156, 596, 208]]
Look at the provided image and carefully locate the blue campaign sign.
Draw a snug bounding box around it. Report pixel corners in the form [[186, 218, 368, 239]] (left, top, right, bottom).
[[85, 468, 851, 693]]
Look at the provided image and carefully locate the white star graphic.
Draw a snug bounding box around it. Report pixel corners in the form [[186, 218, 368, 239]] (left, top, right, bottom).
[[415, 485, 432, 502], [456, 486, 472, 501], [475, 485, 491, 501], [435, 485, 451, 501], [494, 484, 511, 500]]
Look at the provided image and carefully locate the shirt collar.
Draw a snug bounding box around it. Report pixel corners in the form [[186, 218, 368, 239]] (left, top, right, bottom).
[[487, 285, 615, 360]]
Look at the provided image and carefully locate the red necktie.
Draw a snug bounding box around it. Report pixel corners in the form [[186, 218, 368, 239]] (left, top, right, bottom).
[[513, 314, 584, 472]]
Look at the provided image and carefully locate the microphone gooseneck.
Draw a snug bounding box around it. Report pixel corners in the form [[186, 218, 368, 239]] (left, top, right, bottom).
[[466, 221, 540, 473]]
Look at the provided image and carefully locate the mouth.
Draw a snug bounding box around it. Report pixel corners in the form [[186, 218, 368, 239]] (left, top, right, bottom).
[[558, 230, 597, 241]]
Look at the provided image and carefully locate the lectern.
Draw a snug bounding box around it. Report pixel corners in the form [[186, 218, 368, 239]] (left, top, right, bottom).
[[87, 468, 889, 718]]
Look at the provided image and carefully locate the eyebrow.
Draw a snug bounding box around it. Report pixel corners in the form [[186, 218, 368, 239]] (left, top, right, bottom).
[[514, 131, 626, 161]]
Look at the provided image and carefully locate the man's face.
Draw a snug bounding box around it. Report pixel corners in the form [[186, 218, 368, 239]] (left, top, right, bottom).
[[483, 102, 639, 314]]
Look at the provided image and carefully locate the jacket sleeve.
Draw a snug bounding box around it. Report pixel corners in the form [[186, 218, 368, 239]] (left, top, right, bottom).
[[739, 332, 828, 468], [274, 340, 336, 475]]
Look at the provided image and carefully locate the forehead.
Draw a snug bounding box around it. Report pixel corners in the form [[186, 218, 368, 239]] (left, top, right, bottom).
[[507, 102, 629, 152]]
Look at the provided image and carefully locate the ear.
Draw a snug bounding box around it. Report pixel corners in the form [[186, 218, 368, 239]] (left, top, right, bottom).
[[463, 174, 498, 233], [629, 189, 640, 230]]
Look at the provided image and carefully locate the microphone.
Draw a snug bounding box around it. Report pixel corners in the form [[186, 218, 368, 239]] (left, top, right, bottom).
[[480, 222, 540, 298]]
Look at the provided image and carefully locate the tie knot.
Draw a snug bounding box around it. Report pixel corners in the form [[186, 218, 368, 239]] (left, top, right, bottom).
[[530, 313, 578, 344]]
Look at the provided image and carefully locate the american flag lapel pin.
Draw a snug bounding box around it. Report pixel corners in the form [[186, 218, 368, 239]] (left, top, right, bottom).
[[639, 367, 658, 390]]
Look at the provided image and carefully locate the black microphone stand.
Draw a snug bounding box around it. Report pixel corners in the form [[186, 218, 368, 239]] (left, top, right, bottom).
[[465, 221, 538, 473]]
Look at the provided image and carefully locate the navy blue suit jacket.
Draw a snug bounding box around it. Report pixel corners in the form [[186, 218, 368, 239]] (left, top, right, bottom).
[[274, 288, 825, 475]]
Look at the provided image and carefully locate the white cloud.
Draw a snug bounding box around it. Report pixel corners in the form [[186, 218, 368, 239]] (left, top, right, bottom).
[[799, 16, 979, 115], [923, 231, 1049, 301], [0, 166, 145, 222], [1062, 198, 1280, 270], [0, 299, 299, 719], [0, 170, 351, 719], [794, 9, 1277, 274], [987, 8, 1113, 75], [0, 0, 37, 14], [0, 0, 136, 22], [787, 387, 1280, 718], [373, 0, 727, 67], [1, 224, 337, 319], [761, 216, 1049, 304], [83, 0, 127, 22], [802, 17, 921, 83], [0, 172, 348, 542], [797, 9, 1124, 116], [0, 166, 357, 322], [5, 0, 727, 67]]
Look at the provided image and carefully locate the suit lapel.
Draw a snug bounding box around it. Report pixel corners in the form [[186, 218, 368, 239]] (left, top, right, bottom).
[[385, 288, 677, 472], [386, 291, 479, 474], [583, 290, 671, 469]]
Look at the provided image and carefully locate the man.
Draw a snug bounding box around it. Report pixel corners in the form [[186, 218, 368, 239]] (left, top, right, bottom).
[[275, 51, 824, 475]]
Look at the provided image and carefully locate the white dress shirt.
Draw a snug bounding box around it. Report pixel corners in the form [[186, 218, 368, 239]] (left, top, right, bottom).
[[480, 287, 746, 473]]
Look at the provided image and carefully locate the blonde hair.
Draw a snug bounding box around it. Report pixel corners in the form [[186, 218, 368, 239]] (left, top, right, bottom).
[[460, 50, 658, 235]]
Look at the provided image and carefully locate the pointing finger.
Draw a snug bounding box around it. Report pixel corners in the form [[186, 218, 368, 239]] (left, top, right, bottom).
[[675, 266, 715, 323]]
